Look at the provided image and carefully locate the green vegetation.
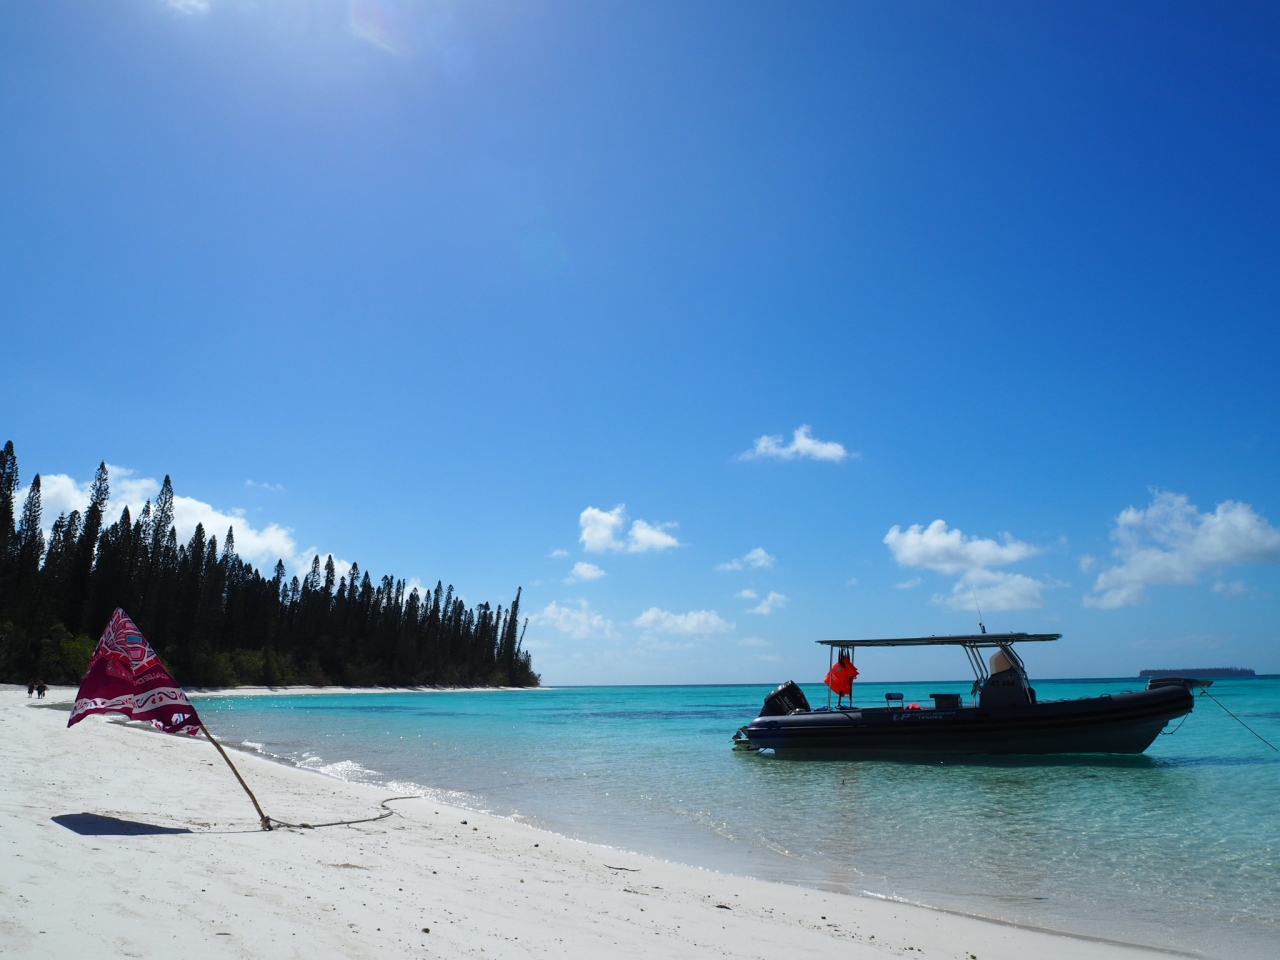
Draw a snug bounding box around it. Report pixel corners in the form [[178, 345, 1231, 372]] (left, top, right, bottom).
[[0, 441, 538, 688]]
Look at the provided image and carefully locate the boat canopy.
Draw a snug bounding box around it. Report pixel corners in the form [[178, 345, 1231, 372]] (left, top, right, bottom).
[[815, 633, 1061, 702], [817, 633, 1060, 648]]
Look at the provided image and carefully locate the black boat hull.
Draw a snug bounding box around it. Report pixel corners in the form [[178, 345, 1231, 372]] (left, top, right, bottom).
[[743, 685, 1193, 757]]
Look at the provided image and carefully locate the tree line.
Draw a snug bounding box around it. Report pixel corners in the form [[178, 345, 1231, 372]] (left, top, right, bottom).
[[0, 442, 538, 688]]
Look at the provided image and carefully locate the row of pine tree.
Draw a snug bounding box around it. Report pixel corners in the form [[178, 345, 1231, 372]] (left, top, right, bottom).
[[0, 442, 538, 688]]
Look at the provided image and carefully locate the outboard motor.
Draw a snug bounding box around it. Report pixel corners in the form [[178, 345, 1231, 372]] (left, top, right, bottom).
[[759, 680, 811, 717]]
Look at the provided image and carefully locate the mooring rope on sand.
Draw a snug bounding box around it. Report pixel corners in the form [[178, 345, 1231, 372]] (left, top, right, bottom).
[[266, 795, 424, 830]]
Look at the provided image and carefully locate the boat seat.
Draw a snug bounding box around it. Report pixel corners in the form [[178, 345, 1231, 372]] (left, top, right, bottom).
[[930, 693, 963, 710], [885, 692, 904, 710]]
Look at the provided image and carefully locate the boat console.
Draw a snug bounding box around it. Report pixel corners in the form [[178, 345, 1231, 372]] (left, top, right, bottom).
[[978, 649, 1036, 708]]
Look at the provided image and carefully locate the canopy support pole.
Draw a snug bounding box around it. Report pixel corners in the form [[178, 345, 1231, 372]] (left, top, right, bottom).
[[201, 723, 272, 831], [827, 644, 834, 710]]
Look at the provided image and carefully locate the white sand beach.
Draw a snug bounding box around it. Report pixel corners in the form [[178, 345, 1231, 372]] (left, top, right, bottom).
[[2, 687, 1183, 960]]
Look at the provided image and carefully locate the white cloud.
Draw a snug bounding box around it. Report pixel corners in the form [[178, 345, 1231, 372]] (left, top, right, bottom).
[[740, 425, 853, 462], [28, 465, 164, 528], [1079, 554, 1097, 573], [935, 569, 1050, 612], [549, 548, 570, 558], [1086, 492, 1280, 609], [895, 577, 922, 589], [740, 636, 769, 648], [716, 547, 776, 571], [566, 561, 606, 583], [529, 601, 616, 641], [737, 588, 758, 599], [246, 479, 286, 492], [884, 520, 1040, 574], [845, 577, 858, 586], [27, 473, 93, 524], [748, 591, 788, 616], [634, 608, 731, 635], [172, 495, 305, 570], [18, 466, 339, 579], [108, 464, 163, 509], [884, 518, 1048, 611], [580, 505, 626, 552], [627, 519, 681, 552], [164, 0, 209, 13], [578, 504, 682, 553], [404, 576, 434, 599], [1212, 580, 1249, 597]]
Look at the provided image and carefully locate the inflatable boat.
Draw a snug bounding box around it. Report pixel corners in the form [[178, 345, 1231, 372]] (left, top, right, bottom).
[[735, 633, 1200, 757]]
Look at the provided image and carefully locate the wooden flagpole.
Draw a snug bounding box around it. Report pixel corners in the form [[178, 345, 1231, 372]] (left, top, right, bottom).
[[200, 723, 273, 831]]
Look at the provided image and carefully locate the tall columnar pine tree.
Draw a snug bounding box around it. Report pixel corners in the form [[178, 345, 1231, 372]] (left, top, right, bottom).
[[65, 462, 109, 634], [0, 442, 539, 688], [0, 441, 17, 560], [0, 441, 19, 610], [16, 475, 44, 586]]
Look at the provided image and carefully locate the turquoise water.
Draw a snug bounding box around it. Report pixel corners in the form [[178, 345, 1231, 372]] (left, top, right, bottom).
[[198, 679, 1280, 958]]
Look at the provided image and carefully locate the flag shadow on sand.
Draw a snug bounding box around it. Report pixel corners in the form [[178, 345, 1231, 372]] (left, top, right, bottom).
[[52, 813, 192, 836]]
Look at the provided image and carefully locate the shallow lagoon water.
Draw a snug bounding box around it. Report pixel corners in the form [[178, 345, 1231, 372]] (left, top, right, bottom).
[[200, 678, 1280, 959]]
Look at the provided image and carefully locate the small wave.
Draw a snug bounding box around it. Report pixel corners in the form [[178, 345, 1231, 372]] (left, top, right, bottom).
[[296, 755, 383, 783], [287, 757, 484, 812], [382, 779, 429, 797]]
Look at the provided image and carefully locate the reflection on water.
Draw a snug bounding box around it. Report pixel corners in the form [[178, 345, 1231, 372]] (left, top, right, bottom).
[[200, 678, 1280, 960]]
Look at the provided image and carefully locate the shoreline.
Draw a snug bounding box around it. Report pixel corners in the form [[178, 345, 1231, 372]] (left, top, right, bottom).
[[187, 684, 546, 697], [2, 687, 1198, 959], [3, 682, 546, 699]]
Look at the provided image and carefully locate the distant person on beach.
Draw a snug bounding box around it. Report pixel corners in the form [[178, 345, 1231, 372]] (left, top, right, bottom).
[[36, 680, 47, 699], [27, 679, 35, 697]]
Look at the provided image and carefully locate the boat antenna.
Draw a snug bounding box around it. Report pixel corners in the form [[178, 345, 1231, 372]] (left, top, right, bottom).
[[971, 587, 986, 634]]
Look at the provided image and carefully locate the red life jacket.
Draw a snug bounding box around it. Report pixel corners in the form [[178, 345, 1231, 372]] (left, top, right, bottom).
[[824, 653, 859, 697]]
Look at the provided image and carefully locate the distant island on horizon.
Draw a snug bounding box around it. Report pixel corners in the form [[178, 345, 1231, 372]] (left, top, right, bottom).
[[1140, 667, 1255, 678]]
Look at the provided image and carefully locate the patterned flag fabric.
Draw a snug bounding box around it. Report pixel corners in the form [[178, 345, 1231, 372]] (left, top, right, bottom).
[[68, 608, 202, 735]]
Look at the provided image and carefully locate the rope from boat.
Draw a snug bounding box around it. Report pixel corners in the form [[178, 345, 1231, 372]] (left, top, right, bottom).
[[1198, 690, 1277, 752], [1159, 713, 1190, 736]]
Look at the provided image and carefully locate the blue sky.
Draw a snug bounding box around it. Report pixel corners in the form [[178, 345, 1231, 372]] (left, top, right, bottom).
[[3, 1, 1278, 683]]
